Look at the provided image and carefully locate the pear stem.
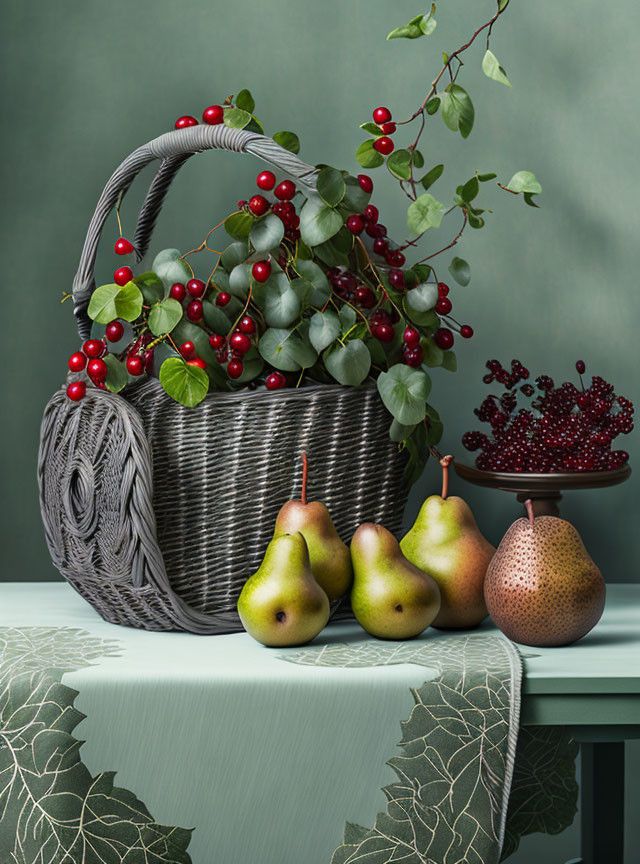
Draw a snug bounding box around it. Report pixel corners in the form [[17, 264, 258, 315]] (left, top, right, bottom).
[[439, 455, 454, 500], [301, 452, 308, 505], [525, 498, 536, 524]]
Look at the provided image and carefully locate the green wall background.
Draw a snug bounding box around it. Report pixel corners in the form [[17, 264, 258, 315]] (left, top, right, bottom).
[[1, 1, 638, 861]]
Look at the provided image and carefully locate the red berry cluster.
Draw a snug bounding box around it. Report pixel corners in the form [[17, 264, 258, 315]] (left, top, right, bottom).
[[371, 107, 395, 156], [66, 338, 109, 401], [345, 200, 406, 269], [462, 360, 633, 472]]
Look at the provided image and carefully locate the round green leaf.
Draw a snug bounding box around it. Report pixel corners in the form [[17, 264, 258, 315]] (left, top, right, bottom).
[[406, 282, 438, 313], [259, 274, 301, 327], [426, 97, 440, 115], [377, 364, 431, 425], [103, 355, 128, 393], [407, 194, 445, 236], [235, 88, 255, 112], [258, 328, 317, 371], [88, 282, 143, 324], [422, 340, 444, 368], [134, 271, 164, 304], [441, 350, 457, 372], [294, 259, 331, 306], [148, 297, 183, 336], [202, 300, 232, 334], [316, 167, 346, 207], [387, 150, 412, 181], [308, 310, 340, 352], [250, 213, 284, 253], [448, 257, 471, 286], [224, 107, 251, 129], [299, 197, 343, 247], [152, 249, 192, 290], [221, 241, 249, 271], [390, 419, 417, 442], [225, 212, 254, 239], [341, 175, 371, 213], [273, 131, 300, 153], [159, 357, 209, 407], [229, 263, 253, 296], [355, 139, 384, 169], [440, 84, 475, 138], [324, 340, 371, 386], [507, 171, 542, 195]]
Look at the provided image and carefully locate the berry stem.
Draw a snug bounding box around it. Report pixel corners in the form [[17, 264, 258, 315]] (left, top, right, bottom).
[[525, 498, 536, 524], [301, 452, 308, 505], [439, 454, 454, 500]]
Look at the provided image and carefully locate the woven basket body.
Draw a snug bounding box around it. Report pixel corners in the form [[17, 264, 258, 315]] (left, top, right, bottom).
[[38, 124, 410, 634]]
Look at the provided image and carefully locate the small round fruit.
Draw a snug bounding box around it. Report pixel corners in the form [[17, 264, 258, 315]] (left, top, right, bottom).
[[355, 286, 376, 308], [437, 282, 449, 297], [209, 333, 225, 350], [435, 296, 452, 315], [373, 136, 394, 155], [186, 300, 204, 321], [274, 180, 296, 200], [346, 214, 365, 235], [386, 249, 405, 268], [434, 327, 454, 350], [216, 292, 231, 307], [576, 360, 586, 374], [266, 371, 287, 390], [87, 357, 107, 381], [66, 381, 86, 402], [83, 339, 105, 358], [114, 266, 133, 286], [202, 104, 224, 125], [186, 278, 205, 298], [227, 360, 243, 379], [374, 323, 394, 344], [357, 174, 373, 194], [126, 355, 144, 376], [187, 358, 207, 370], [372, 106, 392, 124], [256, 170, 276, 190], [175, 115, 198, 129], [403, 327, 420, 347], [460, 325, 474, 339], [239, 316, 255, 334], [252, 260, 271, 283], [230, 332, 251, 355], [170, 282, 186, 301], [248, 195, 270, 217], [380, 122, 396, 134], [403, 347, 424, 368], [105, 320, 124, 342], [68, 351, 86, 372], [364, 204, 379, 223], [389, 269, 406, 290], [373, 238, 389, 255], [114, 237, 134, 255], [179, 341, 196, 359]]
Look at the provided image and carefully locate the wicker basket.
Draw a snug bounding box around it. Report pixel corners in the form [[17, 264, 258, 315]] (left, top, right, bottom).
[[38, 124, 410, 634]]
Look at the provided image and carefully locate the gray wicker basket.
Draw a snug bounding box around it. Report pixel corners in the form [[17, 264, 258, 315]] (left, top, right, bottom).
[[38, 124, 410, 634]]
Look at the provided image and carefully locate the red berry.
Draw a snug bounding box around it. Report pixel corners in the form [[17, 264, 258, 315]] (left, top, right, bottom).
[[364, 205, 379, 223], [355, 286, 376, 308], [239, 316, 255, 334], [114, 266, 133, 286], [186, 278, 205, 298], [87, 357, 107, 381], [256, 171, 276, 191], [68, 352, 86, 372], [186, 300, 203, 321], [66, 381, 86, 402], [83, 339, 105, 358], [266, 371, 287, 390], [403, 327, 420, 347], [434, 328, 454, 350], [346, 214, 365, 235], [460, 325, 474, 339], [386, 249, 406, 268], [105, 320, 124, 342], [373, 136, 394, 155], [230, 332, 251, 355], [209, 333, 225, 350], [373, 238, 389, 255], [179, 341, 196, 359], [227, 360, 243, 379], [372, 107, 392, 124], [175, 115, 198, 129], [126, 355, 144, 376], [380, 122, 396, 135], [202, 105, 224, 125], [248, 195, 270, 216], [187, 358, 207, 370], [389, 269, 406, 290], [437, 282, 449, 297], [374, 323, 394, 344], [403, 347, 424, 368], [170, 283, 186, 301], [358, 174, 373, 194], [576, 360, 586, 374], [114, 237, 134, 256], [435, 297, 452, 315], [274, 180, 296, 201], [216, 292, 231, 307], [252, 260, 271, 283]]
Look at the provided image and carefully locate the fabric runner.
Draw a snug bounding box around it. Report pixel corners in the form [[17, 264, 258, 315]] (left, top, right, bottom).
[[0, 584, 577, 863]]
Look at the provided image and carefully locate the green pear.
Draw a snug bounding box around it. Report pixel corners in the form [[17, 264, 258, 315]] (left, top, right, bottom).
[[273, 453, 352, 600], [238, 533, 330, 647], [350, 523, 441, 639], [401, 458, 494, 630]]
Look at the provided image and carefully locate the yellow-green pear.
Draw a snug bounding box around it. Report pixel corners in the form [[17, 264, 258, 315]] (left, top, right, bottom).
[[238, 533, 330, 647], [401, 457, 495, 630], [273, 453, 352, 600], [350, 523, 441, 639]]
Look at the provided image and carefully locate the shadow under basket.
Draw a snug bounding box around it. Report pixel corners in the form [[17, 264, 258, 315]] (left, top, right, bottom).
[[39, 378, 409, 634]]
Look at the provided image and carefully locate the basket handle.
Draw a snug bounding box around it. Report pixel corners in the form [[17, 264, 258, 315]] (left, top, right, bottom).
[[72, 125, 319, 339]]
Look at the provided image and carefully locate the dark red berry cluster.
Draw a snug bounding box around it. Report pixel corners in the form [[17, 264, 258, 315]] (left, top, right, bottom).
[[462, 360, 633, 472]]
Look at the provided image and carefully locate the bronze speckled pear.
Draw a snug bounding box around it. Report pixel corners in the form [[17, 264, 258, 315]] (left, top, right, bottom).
[[484, 500, 606, 647], [400, 457, 495, 629]]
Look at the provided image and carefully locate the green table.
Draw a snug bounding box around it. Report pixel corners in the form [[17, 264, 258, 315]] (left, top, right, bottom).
[[0, 582, 638, 863]]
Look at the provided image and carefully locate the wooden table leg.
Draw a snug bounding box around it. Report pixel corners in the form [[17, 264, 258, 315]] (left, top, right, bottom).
[[574, 741, 626, 864]]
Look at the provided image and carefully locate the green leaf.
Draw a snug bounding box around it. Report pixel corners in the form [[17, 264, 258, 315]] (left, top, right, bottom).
[[273, 130, 300, 154], [232, 346, 263, 383], [308, 310, 340, 352], [422, 339, 444, 367], [448, 257, 470, 286], [88, 282, 143, 324], [482, 49, 511, 87], [341, 175, 371, 213], [221, 240, 249, 271], [261, 275, 301, 327], [468, 213, 485, 229], [507, 170, 542, 195], [223, 107, 251, 129], [421, 164, 444, 190], [103, 354, 128, 393], [134, 270, 164, 304], [202, 299, 232, 334], [225, 211, 254, 239], [293, 259, 331, 306], [377, 364, 431, 425], [356, 139, 384, 169], [461, 176, 480, 202], [523, 192, 540, 208], [317, 166, 346, 207], [387, 6, 436, 40], [148, 297, 183, 336], [425, 403, 443, 445], [250, 212, 285, 253], [324, 341, 371, 386], [228, 263, 253, 296], [440, 84, 475, 138], [412, 263, 432, 283], [426, 97, 440, 115], [258, 328, 317, 371], [407, 193, 445, 235], [386, 149, 412, 181], [441, 350, 457, 371], [151, 248, 191, 290], [389, 419, 416, 442], [387, 22, 422, 40], [477, 172, 497, 182], [499, 0, 510, 11], [235, 88, 255, 112], [406, 282, 438, 312], [159, 357, 209, 406], [339, 304, 357, 334], [412, 149, 425, 169], [360, 122, 383, 135], [299, 196, 343, 246]]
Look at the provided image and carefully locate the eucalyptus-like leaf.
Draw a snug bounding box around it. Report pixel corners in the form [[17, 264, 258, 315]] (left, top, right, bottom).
[[225, 211, 254, 239], [309, 310, 340, 352], [507, 170, 542, 195], [461, 176, 480, 202], [148, 297, 183, 336], [342, 175, 372, 213], [235, 88, 255, 112], [421, 164, 444, 191], [223, 107, 251, 129], [377, 364, 431, 425], [482, 49, 511, 86], [273, 130, 300, 153], [293, 259, 331, 306], [441, 350, 457, 372], [426, 97, 440, 115], [390, 419, 417, 442], [250, 213, 285, 253], [422, 339, 444, 368], [386, 149, 412, 180], [103, 355, 128, 393], [356, 139, 384, 169], [448, 257, 471, 286], [134, 270, 164, 304], [339, 304, 357, 334], [159, 357, 209, 406], [152, 248, 191, 290], [202, 299, 231, 334], [407, 193, 445, 235], [258, 328, 317, 371], [221, 240, 249, 271], [360, 122, 383, 135], [228, 263, 253, 296], [440, 84, 475, 138], [88, 282, 143, 324], [299, 196, 343, 246], [317, 166, 346, 207], [324, 340, 371, 386], [406, 282, 438, 312], [262, 275, 301, 327]]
